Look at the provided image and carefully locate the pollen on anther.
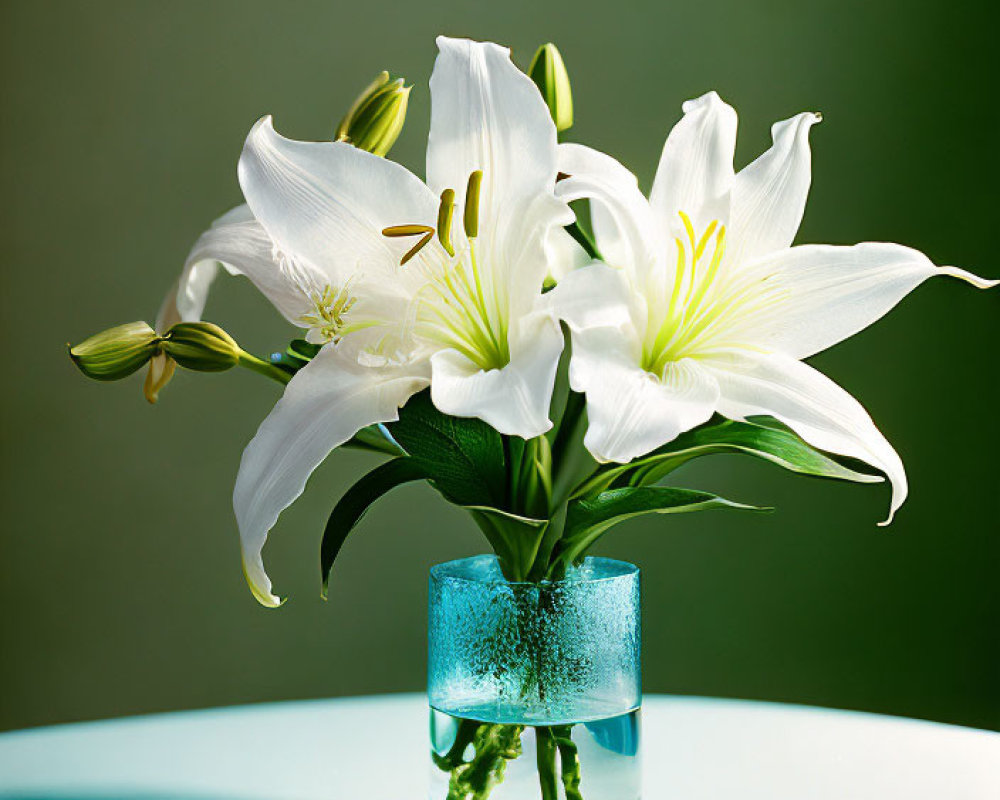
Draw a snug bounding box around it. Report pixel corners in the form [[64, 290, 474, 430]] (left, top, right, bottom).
[[400, 230, 434, 266], [464, 170, 483, 239], [382, 224, 434, 238], [437, 189, 456, 257], [381, 223, 435, 266]]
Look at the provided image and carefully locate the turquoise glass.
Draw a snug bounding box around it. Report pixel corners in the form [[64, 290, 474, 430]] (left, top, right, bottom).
[[428, 555, 641, 800]]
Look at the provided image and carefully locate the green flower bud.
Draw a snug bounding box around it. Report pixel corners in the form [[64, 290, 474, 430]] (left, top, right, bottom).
[[69, 321, 161, 381], [528, 43, 573, 133], [335, 71, 411, 157], [163, 322, 240, 372]]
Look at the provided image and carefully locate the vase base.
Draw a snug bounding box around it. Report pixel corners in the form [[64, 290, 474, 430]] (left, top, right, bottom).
[[429, 706, 641, 800]]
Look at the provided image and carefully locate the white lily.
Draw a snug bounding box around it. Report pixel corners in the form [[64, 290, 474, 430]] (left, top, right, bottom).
[[143, 205, 254, 402], [551, 92, 996, 524], [185, 37, 573, 606]]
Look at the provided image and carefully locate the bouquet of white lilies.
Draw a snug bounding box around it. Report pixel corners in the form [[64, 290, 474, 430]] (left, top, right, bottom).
[[71, 36, 995, 612]]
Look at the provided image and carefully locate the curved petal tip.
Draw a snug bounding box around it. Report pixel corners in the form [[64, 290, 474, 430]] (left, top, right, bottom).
[[242, 559, 285, 608], [939, 265, 1000, 290], [681, 90, 727, 114]]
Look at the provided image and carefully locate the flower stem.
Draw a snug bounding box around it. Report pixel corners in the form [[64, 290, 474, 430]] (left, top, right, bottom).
[[550, 390, 585, 474], [438, 721, 524, 799], [535, 727, 560, 800], [565, 220, 600, 260], [236, 350, 291, 385]]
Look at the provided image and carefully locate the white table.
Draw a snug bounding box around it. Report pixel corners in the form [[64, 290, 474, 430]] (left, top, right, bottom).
[[0, 694, 996, 799]]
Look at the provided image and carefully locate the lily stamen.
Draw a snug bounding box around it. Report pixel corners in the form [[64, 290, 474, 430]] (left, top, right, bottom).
[[382, 224, 434, 237], [437, 189, 456, 257], [382, 224, 436, 266], [464, 170, 483, 238]]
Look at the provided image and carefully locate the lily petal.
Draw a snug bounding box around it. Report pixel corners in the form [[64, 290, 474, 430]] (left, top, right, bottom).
[[233, 344, 430, 606], [496, 191, 575, 317], [569, 327, 720, 463], [429, 312, 563, 438], [738, 242, 998, 359], [238, 116, 437, 283], [177, 207, 319, 327], [704, 351, 906, 524], [649, 91, 737, 235], [544, 224, 591, 282], [557, 143, 662, 277], [547, 260, 639, 333], [155, 205, 258, 334], [426, 37, 559, 238], [728, 112, 821, 268]]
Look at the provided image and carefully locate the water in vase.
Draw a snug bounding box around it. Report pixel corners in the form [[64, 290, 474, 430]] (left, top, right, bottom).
[[429, 706, 641, 800]]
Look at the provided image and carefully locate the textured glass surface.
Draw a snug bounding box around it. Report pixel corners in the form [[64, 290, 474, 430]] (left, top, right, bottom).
[[428, 555, 641, 725]]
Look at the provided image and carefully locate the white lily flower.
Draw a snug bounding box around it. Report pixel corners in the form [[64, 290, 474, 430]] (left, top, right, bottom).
[[550, 92, 996, 524], [185, 37, 573, 606], [144, 205, 253, 402]]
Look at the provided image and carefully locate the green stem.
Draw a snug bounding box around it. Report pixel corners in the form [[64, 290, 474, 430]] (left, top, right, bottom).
[[502, 435, 514, 512], [553, 725, 584, 800], [535, 727, 560, 800], [432, 717, 480, 772], [237, 350, 291, 385], [566, 220, 600, 260], [550, 391, 585, 477], [441, 722, 524, 800]]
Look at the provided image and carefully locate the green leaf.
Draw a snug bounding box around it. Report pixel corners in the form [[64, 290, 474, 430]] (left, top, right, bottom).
[[288, 338, 322, 361], [388, 390, 507, 508], [267, 339, 323, 376], [343, 424, 405, 457], [573, 416, 882, 498], [320, 458, 426, 596], [554, 486, 767, 568], [467, 506, 549, 582]]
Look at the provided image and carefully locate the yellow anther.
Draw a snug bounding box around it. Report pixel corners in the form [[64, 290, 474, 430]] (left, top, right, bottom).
[[464, 170, 483, 238], [298, 283, 357, 343], [438, 189, 456, 257], [382, 224, 434, 237], [400, 230, 434, 266], [382, 224, 436, 266]]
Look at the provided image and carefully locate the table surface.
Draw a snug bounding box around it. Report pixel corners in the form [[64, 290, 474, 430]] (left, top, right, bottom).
[[0, 693, 996, 799]]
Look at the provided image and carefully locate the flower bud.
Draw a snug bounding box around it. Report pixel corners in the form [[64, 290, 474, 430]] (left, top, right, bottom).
[[528, 43, 573, 133], [162, 322, 240, 372], [69, 321, 161, 381], [335, 71, 411, 157]]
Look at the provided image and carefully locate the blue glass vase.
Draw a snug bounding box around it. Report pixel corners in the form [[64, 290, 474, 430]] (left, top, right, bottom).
[[428, 555, 641, 799]]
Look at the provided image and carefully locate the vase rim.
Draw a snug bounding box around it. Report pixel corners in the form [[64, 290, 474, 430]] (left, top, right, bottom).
[[429, 553, 639, 587]]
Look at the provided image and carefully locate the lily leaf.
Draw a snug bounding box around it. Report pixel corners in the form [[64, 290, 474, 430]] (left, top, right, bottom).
[[267, 338, 322, 376], [343, 423, 405, 457], [573, 416, 882, 498], [320, 457, 427, 596], [466, 506, 549, 582], [388, 390, 507, 508], [553, 486, 768, 569]]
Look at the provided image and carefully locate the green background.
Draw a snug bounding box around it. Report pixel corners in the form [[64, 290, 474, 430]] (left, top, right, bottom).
[[1, 0, 997, 733]]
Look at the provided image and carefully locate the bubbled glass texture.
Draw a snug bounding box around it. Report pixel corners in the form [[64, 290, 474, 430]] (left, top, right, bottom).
[[428, 555, 641, 725]]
